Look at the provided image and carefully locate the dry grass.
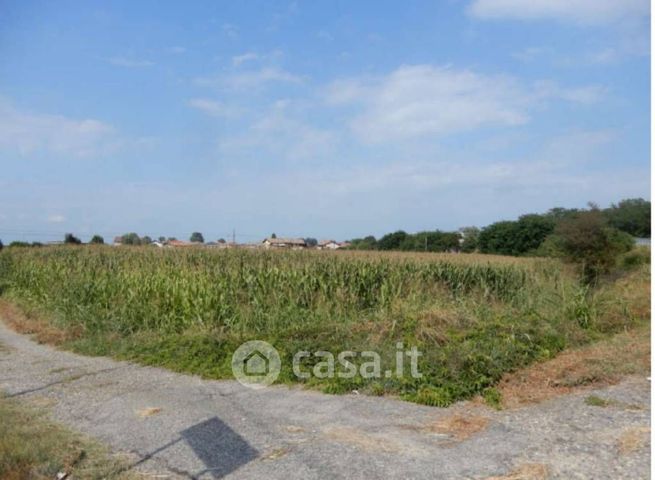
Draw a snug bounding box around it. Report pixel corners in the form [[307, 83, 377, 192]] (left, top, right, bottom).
[[485, 463, 549, 480], [0, 300, 75, 345], [136, 407, 162, 418], [0, 395, 140, 479], [617, 426, 650, 455], [429, 413, 489, 441], [496, 326, 650, 408], [323, 426, 403, 453]]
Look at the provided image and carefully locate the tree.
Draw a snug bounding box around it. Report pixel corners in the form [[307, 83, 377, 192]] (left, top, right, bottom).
[[0, 239, 3, 251], [478, 215, 554, 256], [349, 236, 377, 250], [158, 236, 166, 243], [304, 238, 318, 247], [121, 233, 141, 245], [64, 233, 82, 245], [604, 198, 650, 238], [218, 238, 226, 244], [190, 232, 204, 243], [271, 233, 277, 239], [9, 241, 30, 247], [459, 227, 480, 253], [90, 235, 104, 244], [478, 221, 519, 255], [141, 235, 153, 245], [515, 214, 555, 253], [378, 231, 408, 250], [552, 210, 634, 283]]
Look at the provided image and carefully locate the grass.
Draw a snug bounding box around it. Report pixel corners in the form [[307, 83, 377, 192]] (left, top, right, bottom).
[[584, 395, 613, 407], [0, 395, 136, 479], [0, 246, 649, 406]]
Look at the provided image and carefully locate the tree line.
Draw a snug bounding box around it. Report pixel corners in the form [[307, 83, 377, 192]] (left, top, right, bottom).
[[347, 198, 650, 282]]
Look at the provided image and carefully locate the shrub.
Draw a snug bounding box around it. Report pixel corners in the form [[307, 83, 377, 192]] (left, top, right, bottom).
[[90, 235, 104, 245], [552, 210, 634, 283]]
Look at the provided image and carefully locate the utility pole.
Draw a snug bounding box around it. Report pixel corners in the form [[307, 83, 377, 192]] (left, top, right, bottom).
[[232, 229, 236, 245]]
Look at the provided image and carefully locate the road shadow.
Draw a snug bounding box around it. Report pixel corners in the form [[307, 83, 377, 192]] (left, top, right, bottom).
[[181, 417, 258, 478], [128, 416, 259, 479]]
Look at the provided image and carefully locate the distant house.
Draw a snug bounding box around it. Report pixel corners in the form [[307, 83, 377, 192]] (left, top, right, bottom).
[[168, 239, 194, 247], [338, 241, 351, 249], [262, 237, 307, 249], [113, 236, 123, 246], [317, 240, 340, 250]]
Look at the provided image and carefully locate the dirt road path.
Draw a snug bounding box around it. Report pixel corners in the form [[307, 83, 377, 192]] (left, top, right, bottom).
[[0, 321, 650, 479]]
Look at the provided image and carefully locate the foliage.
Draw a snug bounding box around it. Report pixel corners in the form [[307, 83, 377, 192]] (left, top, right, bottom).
[[377, 230, 408, 250], [8, 241, 31, 248], [90, 235, 104, 245], [479, 215, 555, 256], [550, 210, 634, 283], [349, 236, 378, 250], [304, 238, 318, 247], [1, 246, 642, 407], [120, 233, 141, 245], [190, 232, 204, 243], [0, 240, 3, 251], [0, 396, 136, 479], [64, 233, 82, 245], [459, 226, 480, 253], [604, 198, 650, 238]]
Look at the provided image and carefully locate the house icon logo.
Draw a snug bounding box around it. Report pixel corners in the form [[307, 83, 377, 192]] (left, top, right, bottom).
[[231, 340, 281, 389]]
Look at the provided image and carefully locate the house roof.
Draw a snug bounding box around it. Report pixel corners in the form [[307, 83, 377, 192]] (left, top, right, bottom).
[[263, 237, 306, 246], [113, 236, 123, 243], [318, 239, 337, 246], [168, 240, 193, 247]]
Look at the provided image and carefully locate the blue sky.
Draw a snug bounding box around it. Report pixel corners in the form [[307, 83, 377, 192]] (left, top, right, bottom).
[[0, 0, 650, 243]]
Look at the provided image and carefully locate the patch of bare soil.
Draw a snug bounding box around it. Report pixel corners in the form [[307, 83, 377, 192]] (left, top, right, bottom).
[[617, 426, 650, 455], [485, 463, 549, 480], [428, 413, 489, 441]]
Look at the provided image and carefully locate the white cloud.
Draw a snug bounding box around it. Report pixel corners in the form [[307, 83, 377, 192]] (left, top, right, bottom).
[[0, 100, 116, 157], [187, 98, 242, 118], [197, 67, 304, 91], [326, 65, 605, 143], [108, 56, 154, 68], [533, 80, 606, 104], [218, 103, 336, 162], [468, 0, 649, 25], [232, 52, 260, 66]]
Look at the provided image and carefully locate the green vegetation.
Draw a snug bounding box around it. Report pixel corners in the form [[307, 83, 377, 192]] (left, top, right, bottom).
[[64, 233, 82, 245], [0, 395, 134, 479], [550, 209, 634, 282], [584, 395, 612, 407], [606, 198, 651, 237], [90, 235, 105, 245], [190, 232, 204, 243], [347, 198, 650, 257], [0, 246, 648, 406]]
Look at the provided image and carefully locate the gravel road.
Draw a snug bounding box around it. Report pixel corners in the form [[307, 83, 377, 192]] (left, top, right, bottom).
[[0, 321, 650, 479]]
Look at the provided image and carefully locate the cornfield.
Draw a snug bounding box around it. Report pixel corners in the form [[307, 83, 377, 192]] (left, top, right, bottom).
[[0, 247, 550, 333], [1, 245, 639, 406]]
